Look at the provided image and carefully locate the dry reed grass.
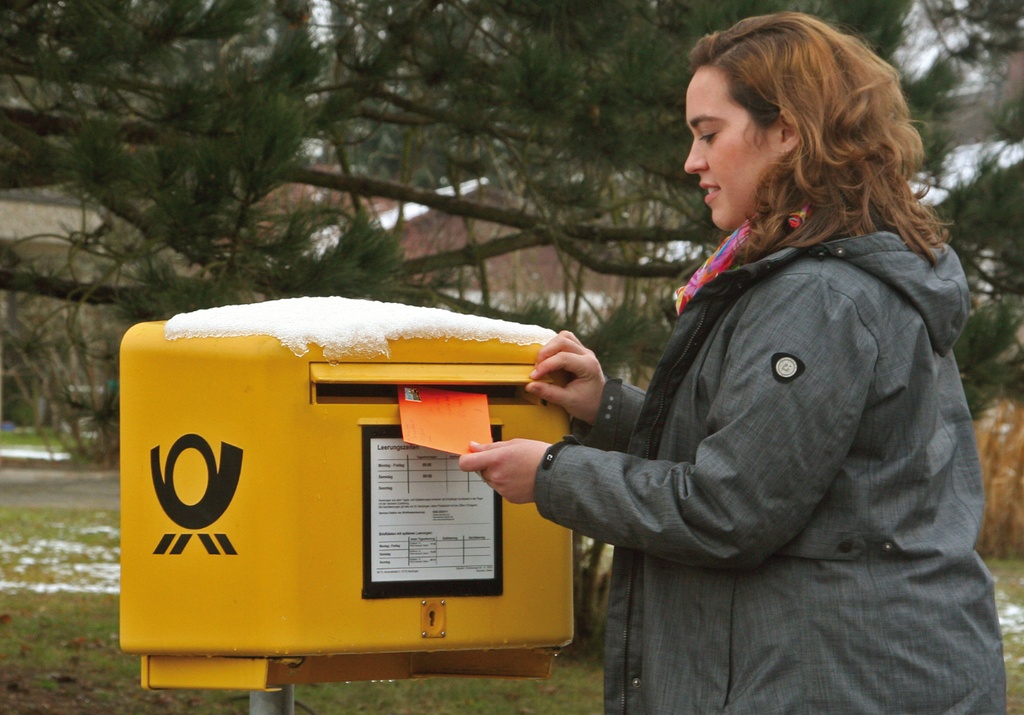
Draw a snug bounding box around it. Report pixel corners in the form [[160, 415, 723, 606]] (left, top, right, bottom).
[[976, 399, 1024, 558]]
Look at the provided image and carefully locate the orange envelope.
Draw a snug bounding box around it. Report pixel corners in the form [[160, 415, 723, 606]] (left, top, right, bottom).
[[397, 386, 493, 455]]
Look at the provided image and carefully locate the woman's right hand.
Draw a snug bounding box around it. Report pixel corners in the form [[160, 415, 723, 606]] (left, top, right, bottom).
[[525, 330, 606, 424]]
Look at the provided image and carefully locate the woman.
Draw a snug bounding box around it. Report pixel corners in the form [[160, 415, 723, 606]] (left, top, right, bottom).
[[460, 12, 1006, 714]]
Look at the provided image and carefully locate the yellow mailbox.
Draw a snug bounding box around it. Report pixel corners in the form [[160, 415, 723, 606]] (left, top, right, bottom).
[[119, 298, 573, 691]]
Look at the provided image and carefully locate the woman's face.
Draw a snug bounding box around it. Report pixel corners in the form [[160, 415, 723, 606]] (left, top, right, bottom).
[[684, 66, 797, 232]]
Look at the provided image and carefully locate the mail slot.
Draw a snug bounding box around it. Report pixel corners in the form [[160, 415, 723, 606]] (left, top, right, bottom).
[[119, 299, 574, 690]]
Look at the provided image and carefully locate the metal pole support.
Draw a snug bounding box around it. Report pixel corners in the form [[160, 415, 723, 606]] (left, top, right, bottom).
[[249, 685, 295, 715]]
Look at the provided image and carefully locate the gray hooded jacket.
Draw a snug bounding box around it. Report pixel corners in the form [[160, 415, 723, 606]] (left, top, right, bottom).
[[535, 232, 1006, 714]]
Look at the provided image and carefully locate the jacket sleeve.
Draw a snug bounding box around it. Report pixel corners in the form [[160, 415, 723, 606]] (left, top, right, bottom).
[[567, 378, 647, 453], [534, 270, 880, 568]]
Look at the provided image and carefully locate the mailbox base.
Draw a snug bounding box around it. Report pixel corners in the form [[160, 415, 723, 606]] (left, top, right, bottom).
[[141, 648, 559, 690]]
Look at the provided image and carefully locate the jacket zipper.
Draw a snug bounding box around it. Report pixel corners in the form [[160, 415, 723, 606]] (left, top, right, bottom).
[[621, 556, 634, 714], [620, 300, 712, 713], [620, 254, 803, 711], [642, 300, 711, 460]]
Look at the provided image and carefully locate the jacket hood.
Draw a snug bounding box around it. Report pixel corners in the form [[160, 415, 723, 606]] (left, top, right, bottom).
[[805, 232, 969, 356]]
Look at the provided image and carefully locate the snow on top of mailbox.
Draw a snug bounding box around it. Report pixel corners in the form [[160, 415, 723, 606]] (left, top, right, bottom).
[[163, 296, 557, 360]]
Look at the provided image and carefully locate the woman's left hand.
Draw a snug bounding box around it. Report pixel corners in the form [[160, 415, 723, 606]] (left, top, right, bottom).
[[458, 439, 550, 504]]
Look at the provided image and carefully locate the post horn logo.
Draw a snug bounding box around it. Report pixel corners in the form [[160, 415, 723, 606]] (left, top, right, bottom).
[[150, 434, 243, 556]]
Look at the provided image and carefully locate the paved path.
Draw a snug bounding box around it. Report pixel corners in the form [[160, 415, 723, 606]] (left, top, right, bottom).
[[0, 464, 119, 510]]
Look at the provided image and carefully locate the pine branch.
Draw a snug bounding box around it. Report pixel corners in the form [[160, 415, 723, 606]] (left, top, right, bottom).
[[292, 166, 537, 230], [292, 166, 691, 244], [401, 230, 549, 275], [554, 236, 699, 279], [362, 87, 531, 141], [425, 289, 544, 324], [0, 105, 694, 246], [0, 268, 122, 304], [0, 105, 159, 144]]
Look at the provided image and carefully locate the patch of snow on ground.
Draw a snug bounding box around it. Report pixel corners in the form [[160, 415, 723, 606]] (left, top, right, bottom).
[[0, 529, 120, 595]]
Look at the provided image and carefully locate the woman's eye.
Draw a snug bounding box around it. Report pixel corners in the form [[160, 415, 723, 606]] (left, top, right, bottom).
[[699, 132, 717, 144]]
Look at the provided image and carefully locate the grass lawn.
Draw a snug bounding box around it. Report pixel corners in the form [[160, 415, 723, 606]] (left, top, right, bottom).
[[0, 586, 602, 715], [0, 507, 601, 714], [0, 588, 602, 714], [993, 558, 1024, 712], [0, 506, 1019, 713]]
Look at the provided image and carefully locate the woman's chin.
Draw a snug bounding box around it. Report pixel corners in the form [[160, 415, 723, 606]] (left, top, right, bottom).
[[713, 217, 742, 232]]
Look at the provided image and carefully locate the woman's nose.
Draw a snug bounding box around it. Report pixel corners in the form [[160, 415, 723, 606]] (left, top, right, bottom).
[[684, 143, 706, 175]]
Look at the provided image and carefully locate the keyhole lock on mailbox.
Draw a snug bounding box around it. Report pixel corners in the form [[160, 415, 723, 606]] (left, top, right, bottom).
[[421, 599, 446, 638]]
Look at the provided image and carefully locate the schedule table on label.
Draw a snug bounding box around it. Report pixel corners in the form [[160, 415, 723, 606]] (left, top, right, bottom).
[[374, 451, 480, 494], [367, 437, 497, 584]]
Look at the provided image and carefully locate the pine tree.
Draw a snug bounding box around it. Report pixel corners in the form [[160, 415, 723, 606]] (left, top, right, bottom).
[[909, 0, 1024, 413], [3, 1, 1018, 387]]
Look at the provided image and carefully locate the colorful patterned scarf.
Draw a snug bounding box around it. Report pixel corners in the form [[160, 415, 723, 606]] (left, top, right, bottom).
[[674, 205, 810, 315]]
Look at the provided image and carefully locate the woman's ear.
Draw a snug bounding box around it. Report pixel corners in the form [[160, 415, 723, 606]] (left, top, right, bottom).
[[776, 111, 800, 154]]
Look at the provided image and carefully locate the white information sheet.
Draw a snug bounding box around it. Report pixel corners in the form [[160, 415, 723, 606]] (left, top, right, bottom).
[[368, 437, 497, 584]]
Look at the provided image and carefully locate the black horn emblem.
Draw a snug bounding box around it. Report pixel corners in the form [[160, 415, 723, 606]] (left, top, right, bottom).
[[151, 434, 243, 530]]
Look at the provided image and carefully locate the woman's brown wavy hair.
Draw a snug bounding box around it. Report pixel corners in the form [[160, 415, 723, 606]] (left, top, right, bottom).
[[689, 12, 947, 263]]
